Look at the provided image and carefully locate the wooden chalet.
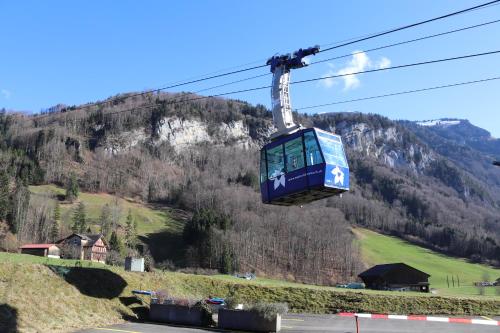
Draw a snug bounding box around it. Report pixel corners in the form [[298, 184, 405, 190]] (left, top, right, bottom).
[[57, 233, 108, 263]]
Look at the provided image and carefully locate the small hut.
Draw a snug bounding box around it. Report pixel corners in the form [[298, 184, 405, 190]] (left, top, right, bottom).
[[19, 244, 61, 258]]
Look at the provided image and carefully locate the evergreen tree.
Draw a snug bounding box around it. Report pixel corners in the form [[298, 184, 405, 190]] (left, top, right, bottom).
[[99, 204, 112, 237], [0, 171, 9, 222], [124, 209, 137, 248], [50, 201, 61, 242], [220, 246, 234, 274], [10, 179, 30, 234], [109, 231, 123, 253], [65, 174, 79, 202], [72, 202, 86, 233]]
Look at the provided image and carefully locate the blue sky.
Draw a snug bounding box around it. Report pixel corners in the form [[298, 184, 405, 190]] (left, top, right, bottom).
[[1, 1, 499, 136]]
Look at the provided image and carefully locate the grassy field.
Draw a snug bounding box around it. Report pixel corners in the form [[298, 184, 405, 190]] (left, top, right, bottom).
[[355, 228, 500, 297], [29, 184, 179, 235], [0, 253, 499, 332], [0, 251, 106, 268], [29, 185, 188, 264]]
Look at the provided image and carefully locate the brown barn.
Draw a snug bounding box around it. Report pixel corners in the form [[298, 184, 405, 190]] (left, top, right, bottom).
[[19, 244, 61, 258], [358, 263, 430, 292], [57, 234, 108, 263]]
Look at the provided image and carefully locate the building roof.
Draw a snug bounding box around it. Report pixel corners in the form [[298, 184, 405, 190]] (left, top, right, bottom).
[[20, 243, 58, 249], [82, 234, 107, 247], [57, 233, 108, 247], [358, 263, 430, 278]]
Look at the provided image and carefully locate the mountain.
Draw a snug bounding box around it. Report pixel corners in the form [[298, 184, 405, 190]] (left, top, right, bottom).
[[413, 118, 500, 157], [0, 95, 499, 285]]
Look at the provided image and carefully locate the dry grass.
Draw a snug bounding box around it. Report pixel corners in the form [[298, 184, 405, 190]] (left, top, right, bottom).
[[0, 254, 499, 332]]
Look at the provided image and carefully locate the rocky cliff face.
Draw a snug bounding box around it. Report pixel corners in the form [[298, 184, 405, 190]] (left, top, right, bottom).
[[334, 121, 434, 173], [103, 118, 255, 155], [101, 113, 436, 175]]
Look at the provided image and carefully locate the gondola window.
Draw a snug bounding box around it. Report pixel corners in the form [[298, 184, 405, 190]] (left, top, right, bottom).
[[285, 137, 304, 172]]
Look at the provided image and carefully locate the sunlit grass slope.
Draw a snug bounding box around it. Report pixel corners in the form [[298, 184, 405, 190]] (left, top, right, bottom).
[[355, 228, 500, 297], [0, 253, 499, 332], [29, 184, 183, 236]]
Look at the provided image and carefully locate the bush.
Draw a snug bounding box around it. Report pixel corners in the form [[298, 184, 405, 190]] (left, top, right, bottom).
[[193, 301, 215, 326], [0, 228, 18, 252], [152, 293, 215, 327], [156, 259, 176, 271], [224, 295, 244, 309], [105, 250, 124, 266], [248, 302, 288, 320], [176, 267, 218, 275], [142, 248, 155, 272]]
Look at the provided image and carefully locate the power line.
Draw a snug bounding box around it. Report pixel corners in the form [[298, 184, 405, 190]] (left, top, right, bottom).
[[293, 49, 500, 86], [193, 73, 269, 94], [318, 0, 500, 53], [318, 1, 500, 49], [160, 58, 268, 87], [35, 49, 500, 121], [311, 18, 500, 66], [294, 76, 500, 111], [135, 18, 500, 101], [158, 18, 500, 98], [64, 63, 268, 112], [161, 18, 500, 98], [47, 0, 500, 115]]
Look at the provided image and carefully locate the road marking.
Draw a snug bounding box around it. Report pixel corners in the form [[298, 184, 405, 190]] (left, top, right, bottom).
[[282, 318, 305, 321], [426, 317, 449, 322], [471, 319, 498, 326], [281, 325, 294, 329], [339, 313, 500, 326], [94, 328, 141, 333], [356, 313, 372, 318], [388, 315, 408, 320]]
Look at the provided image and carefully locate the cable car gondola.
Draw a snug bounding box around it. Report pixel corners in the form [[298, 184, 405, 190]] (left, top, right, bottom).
[[260, 46, 350, 206]]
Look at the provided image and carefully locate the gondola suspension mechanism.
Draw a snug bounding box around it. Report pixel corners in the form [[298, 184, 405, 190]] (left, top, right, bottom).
[[260, 46, 350, 205]]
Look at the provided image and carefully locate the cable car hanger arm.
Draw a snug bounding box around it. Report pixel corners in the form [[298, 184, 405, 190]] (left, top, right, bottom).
[[266, 45, 320, 139]]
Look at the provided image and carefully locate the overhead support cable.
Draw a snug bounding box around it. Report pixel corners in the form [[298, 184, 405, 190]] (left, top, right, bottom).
[[294, 76, 500, 111], [34, 0, 499, 117], [318, 0, 500, 53], [311, 18, 500, 65], [293, 50, 500, 86], [34, 49, 500, 120]]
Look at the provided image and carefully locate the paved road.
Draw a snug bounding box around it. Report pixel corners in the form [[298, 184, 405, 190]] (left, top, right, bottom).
[[78, 314, 500, 333]]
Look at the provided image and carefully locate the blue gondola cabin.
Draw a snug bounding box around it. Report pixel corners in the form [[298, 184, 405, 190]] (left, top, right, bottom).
[[260, 128, 349, 205]]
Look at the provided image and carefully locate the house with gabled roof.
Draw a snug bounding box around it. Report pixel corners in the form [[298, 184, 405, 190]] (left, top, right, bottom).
[[57, 233, 108, 263], [358, 263, 430, 292]]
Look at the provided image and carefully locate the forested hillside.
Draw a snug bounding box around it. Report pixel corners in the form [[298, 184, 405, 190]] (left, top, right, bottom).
[[0, 92, 499, 285]]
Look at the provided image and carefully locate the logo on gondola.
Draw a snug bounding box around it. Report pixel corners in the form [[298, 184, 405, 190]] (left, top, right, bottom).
[[274, 174, 286, 189], [332, 166, 344, 185]]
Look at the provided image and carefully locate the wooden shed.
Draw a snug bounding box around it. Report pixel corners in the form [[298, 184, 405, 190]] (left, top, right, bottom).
[[358, 263, 430, 292], [19, 244, 61, 258]]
